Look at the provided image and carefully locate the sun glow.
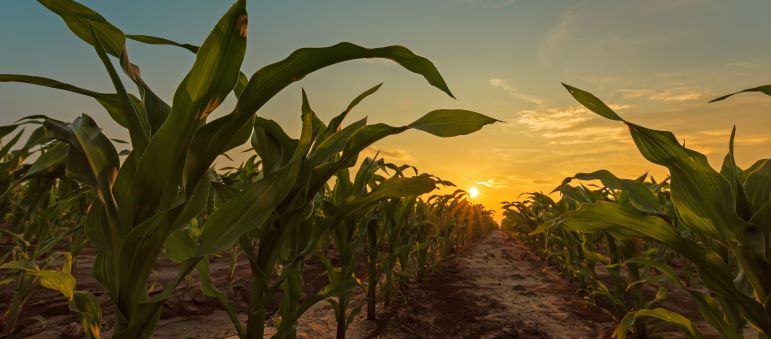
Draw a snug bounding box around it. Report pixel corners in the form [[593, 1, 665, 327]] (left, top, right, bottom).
[[468, 187, 479, 199]]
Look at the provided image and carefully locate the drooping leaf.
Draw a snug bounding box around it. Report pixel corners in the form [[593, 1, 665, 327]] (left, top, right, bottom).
[[710, 85, 771, 103], [408, 109, 500, 137]]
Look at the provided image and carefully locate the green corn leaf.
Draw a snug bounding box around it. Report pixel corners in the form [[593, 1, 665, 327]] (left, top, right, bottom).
[[562, 84, 749, 241], [127, 34, 199, 53], [185, 42, 460, 190], [720, 127, 754, 220], [125, 34, 250, 101], [130, 0, 247, 224], [313, 83, 383, 147], [564, 201, 771, 331], [408, 109, 500, 137], [195, 160, 299, 256], [339, 175, 437, 216], [0, 124, 19, 139], [562, 83, 623, 121], [0, 130, 24, 160], [91, 27, 150, 152], [743, 159, 771, 211], [38, 0, 170, 133], [0, 74, 140, 128], [196, 259, 243, 337], [251, 117, 297, 174], [710, 85, 771, 103], [571, 169, 662, 214], [37, 0, 125, 57], [27, 143, 69, 177], [616, 308, 704, 339], [70, 291, 103, 339], [42, 115, 119, 206]]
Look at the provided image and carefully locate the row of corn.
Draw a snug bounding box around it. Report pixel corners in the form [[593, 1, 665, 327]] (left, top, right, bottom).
[[502, 84, 771, 338], [0, 1, 499, 338]]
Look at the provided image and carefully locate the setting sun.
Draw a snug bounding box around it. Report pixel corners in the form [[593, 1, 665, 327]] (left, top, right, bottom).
[[468, 187, 480, 199]]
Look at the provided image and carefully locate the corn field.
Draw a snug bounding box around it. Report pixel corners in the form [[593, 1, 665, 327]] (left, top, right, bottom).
[[3, 1, 771, 339], [502, 84, 771, 338]]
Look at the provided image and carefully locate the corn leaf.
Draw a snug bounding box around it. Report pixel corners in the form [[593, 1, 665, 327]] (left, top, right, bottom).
[[616, 308, 704, 339], [710, 85, 771, 103], [408, 109, 500, 137]]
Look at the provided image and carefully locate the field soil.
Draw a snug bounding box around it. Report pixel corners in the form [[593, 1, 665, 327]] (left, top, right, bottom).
[[147, 230, 617, 338], [347, 230, 615, 339], [3, 230, 718, 338]]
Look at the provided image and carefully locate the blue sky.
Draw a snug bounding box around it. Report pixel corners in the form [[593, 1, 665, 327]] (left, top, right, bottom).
[[2, 0, 771, 214]]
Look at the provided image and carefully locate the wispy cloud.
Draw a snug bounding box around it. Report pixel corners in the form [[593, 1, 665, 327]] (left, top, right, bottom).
[[476, 178, 508, 189], [362, 147, 414, 162], [489, 78, 546, 106], [516, 106, 590, 131], [474, 175, 540, 190], [539, 2, 584, 62], [617, 88, 708, 102], [512, 104, 632, 146]]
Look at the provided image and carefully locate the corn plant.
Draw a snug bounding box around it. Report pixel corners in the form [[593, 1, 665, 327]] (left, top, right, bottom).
[[1, 1, 498, 338], [1, 120, 99, 336], [556, 83, 771, 338]]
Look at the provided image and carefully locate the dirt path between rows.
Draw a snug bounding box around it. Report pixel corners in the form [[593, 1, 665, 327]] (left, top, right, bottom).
[[347, 230, 614, 339], [12, 231, 615, 338]]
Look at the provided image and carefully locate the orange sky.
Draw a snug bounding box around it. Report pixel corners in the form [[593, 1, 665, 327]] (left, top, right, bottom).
[[2, 1, 771, 222]]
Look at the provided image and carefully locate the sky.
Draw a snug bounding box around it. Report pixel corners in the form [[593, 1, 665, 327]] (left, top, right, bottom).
[[2, 0, 771, 221]]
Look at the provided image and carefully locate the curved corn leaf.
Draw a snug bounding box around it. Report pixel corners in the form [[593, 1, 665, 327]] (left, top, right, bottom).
[[0, 74, 138, 127], [710, 85, 771, 103], [91, 28, 150, 152], [130, 0, 246, 224], [339, 175, 437, 216], [408, 109, 500, 137], [42, 115, 119, 206], [744, 159, 771, 211], [38, 0, 170, 133], [313, 83, 383, 148], [127, 34, 199, 53], [564, 201, 771, 331], [185, 42, 460, 189], [195, 160, 298, 256], [562, 83, 623, 121], [71, 291, 103, 339], [616, 308, 704, 339], [570, 169, 662, 214], [26, 142, 68, 177], [37, 0, 125, 56], [563, 83, 749, 241]]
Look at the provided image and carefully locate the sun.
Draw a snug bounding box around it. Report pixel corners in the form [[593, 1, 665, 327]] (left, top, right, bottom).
[[468, 187, 479, 199]]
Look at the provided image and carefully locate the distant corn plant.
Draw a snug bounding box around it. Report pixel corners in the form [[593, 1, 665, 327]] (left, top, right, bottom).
[[0, 120, 97, 335], [0, 1, 498, 338]]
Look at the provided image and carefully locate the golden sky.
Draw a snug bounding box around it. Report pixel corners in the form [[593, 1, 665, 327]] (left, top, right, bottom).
[[2, 1, 771, 220]]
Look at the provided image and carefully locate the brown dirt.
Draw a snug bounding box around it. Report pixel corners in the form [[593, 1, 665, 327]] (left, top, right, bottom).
[[347, 230, 615, 339], [2, 231, 722, 338]]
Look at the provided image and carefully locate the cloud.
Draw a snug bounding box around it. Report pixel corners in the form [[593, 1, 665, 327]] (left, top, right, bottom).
[[511, 104, 633, 147], [516, 106, 590, 131], [489, 78, 546, 106], [362, 147, 414, 163], [476, 178, 508, 189], [539, 2, 584, 62], [617, 88, 708, 102], [515, 104, 630, 132], [474, 175, 541, 190]]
